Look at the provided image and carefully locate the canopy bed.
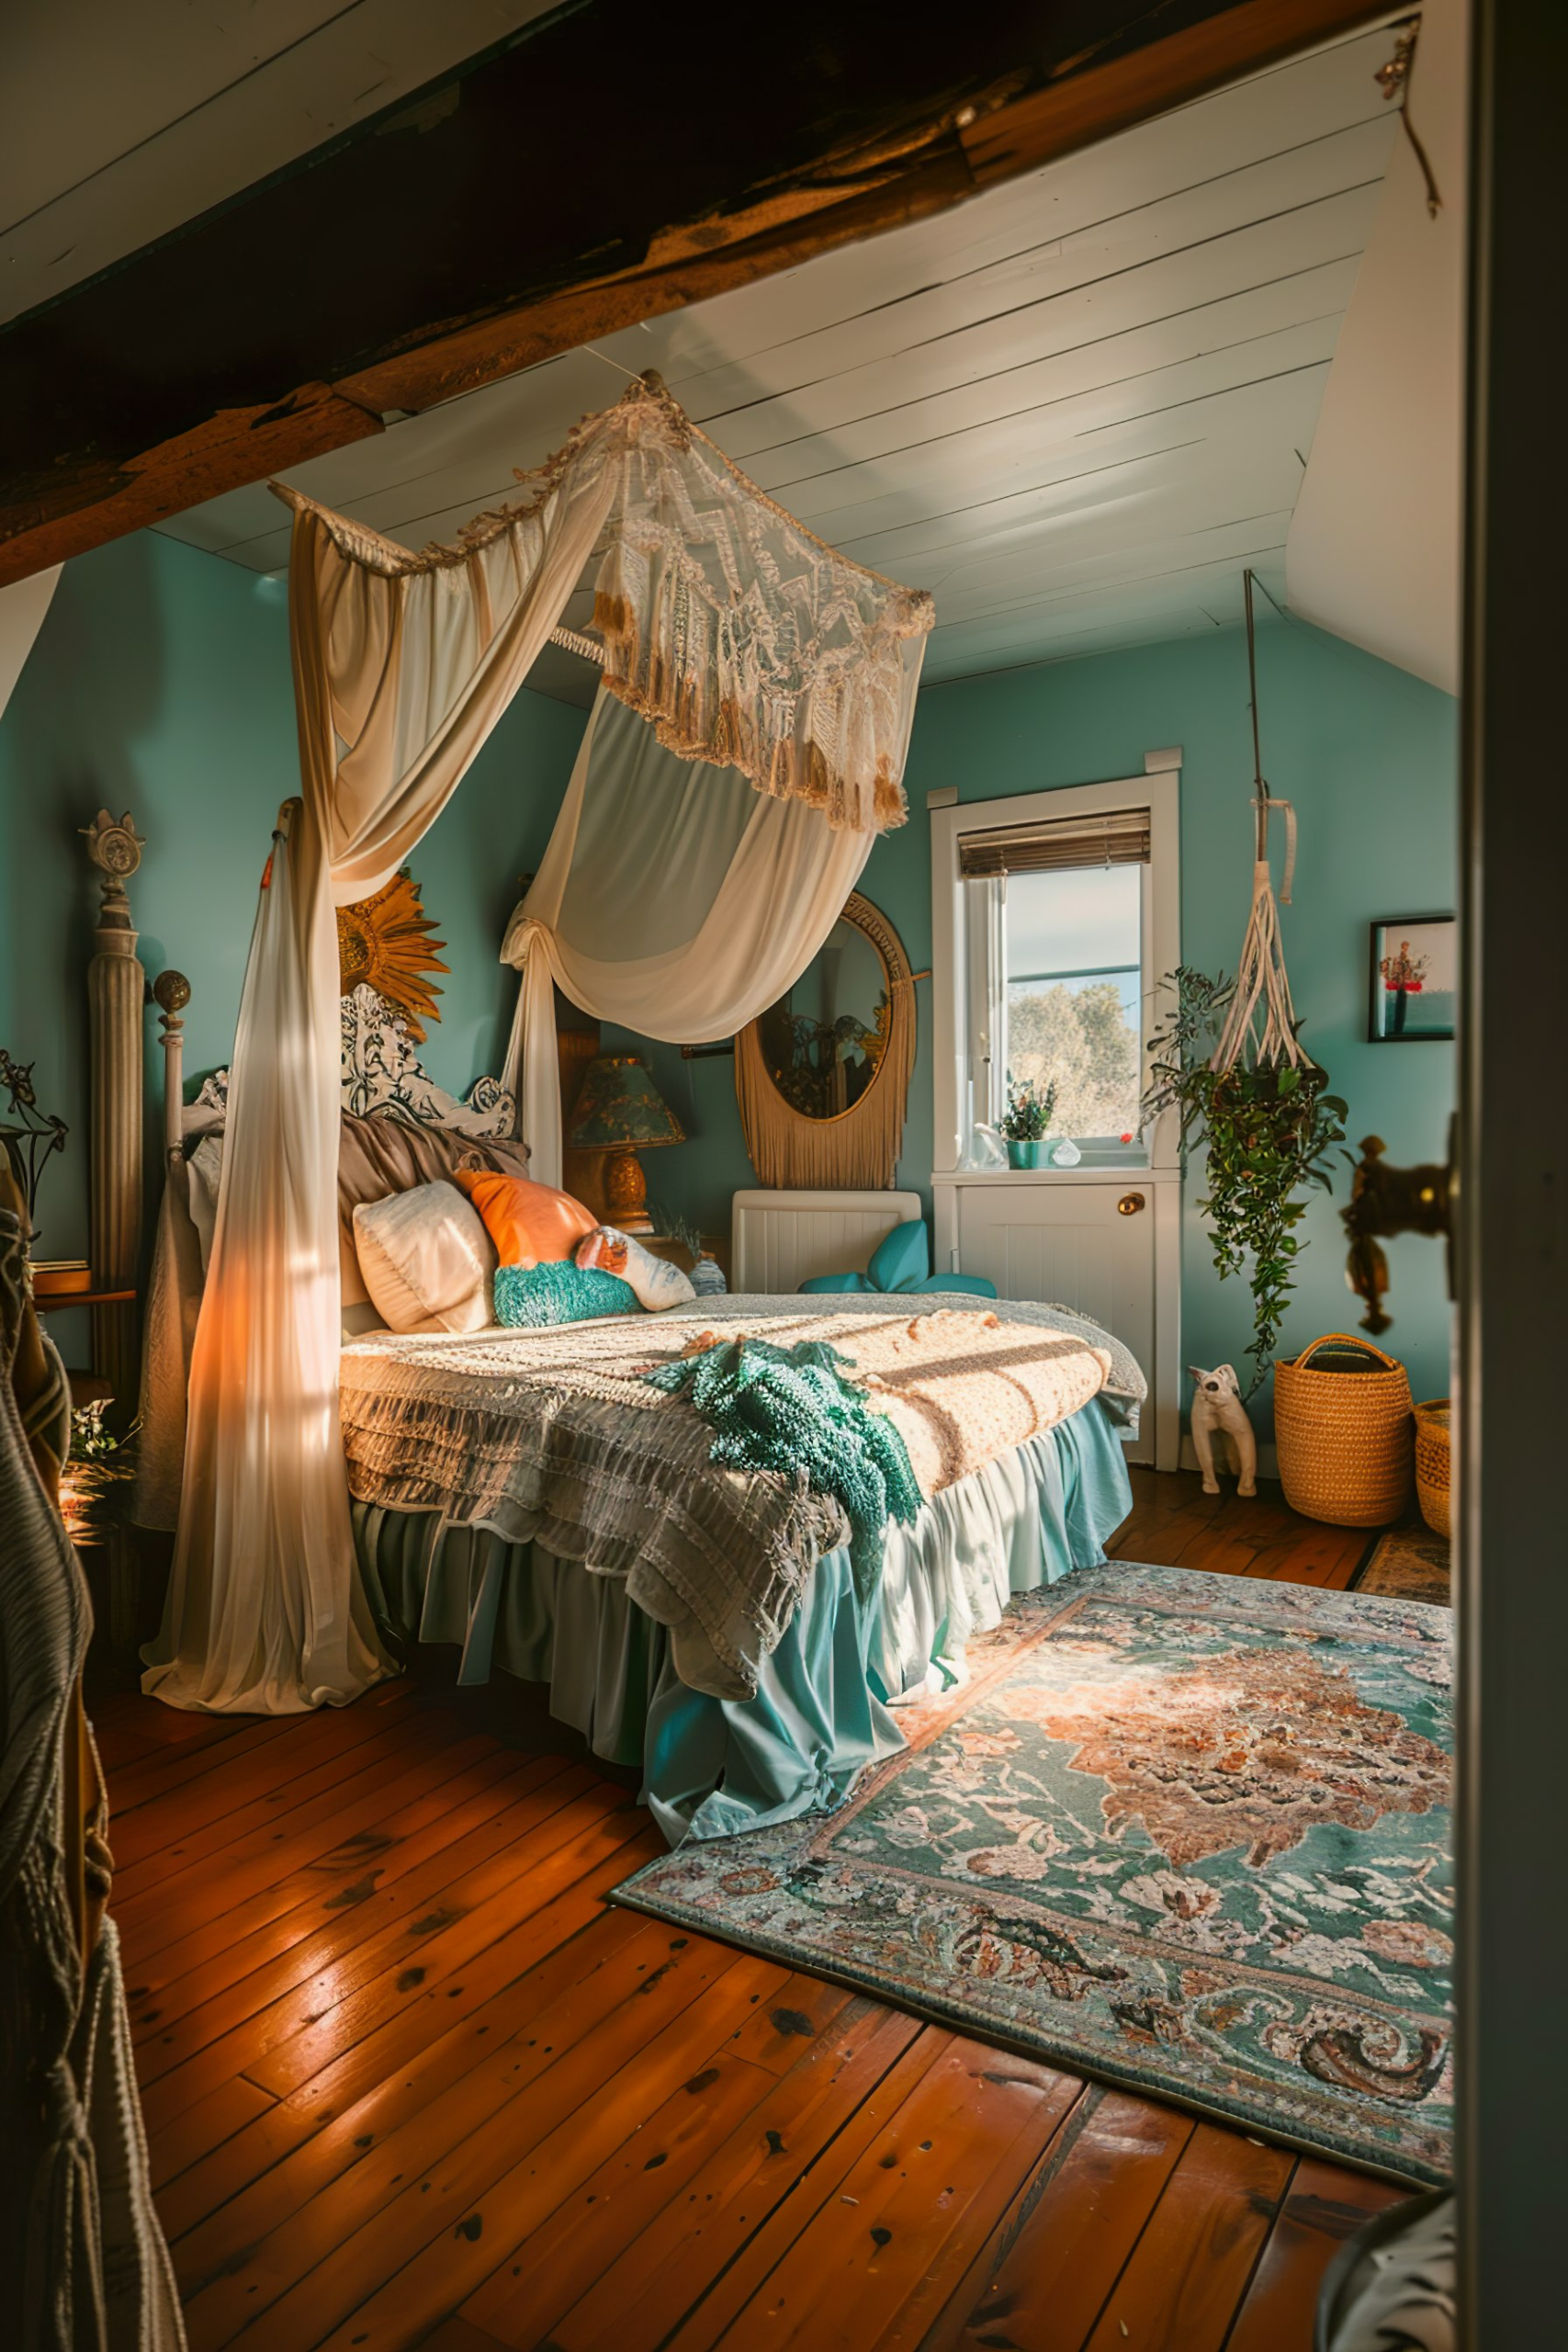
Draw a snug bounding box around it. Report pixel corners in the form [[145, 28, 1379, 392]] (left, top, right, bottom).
[[131, 937, 1143, 1838], [120, 372, 1144, 1849]]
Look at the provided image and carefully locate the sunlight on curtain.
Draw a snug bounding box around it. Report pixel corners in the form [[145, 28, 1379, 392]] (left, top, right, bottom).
[[144, 469, 615, 1712], [502, 689, 873, 1186]]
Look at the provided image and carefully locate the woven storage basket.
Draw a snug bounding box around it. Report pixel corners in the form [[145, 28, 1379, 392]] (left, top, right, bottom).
[[1274, 1333, 1413, 1527], [1414, 1398, 1451, 1539]]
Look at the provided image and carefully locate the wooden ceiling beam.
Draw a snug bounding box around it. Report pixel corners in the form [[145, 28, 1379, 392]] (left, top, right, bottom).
[[0, 0, 1389, 589], [0, 386, 386, 578]]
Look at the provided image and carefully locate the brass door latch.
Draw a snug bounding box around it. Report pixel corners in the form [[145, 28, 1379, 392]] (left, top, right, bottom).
[[1117, 1192, 1146, 1216], [1340, 1128, 1455, 1334]]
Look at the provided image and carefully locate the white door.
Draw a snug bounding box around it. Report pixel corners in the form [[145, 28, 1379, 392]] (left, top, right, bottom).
[[940, 1172, 1178, 1466]]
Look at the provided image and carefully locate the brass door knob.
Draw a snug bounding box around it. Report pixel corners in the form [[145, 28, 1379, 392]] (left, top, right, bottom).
[[1340, 1127, 1456, 1333], [1117, 1192, 1146, 1216]]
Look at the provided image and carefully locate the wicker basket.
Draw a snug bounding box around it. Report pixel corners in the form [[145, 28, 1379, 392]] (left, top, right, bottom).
[[1414, 1398, 1451, 1539], [1274, 1333, 1414, 1527]]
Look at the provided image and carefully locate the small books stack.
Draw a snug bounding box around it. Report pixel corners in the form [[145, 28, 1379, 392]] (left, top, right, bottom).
[[30, 1258, 91, 1296]]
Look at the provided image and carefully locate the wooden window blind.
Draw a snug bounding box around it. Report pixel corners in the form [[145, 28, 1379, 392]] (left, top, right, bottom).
[[956, 807, 1151, 878]]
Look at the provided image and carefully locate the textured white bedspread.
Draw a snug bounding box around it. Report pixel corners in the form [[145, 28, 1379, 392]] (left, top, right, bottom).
[[338, 1294, 1143, 1700]]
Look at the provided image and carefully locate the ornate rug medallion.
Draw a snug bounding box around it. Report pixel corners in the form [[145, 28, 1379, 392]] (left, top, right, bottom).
[[615, 1559, 1452, 2182]]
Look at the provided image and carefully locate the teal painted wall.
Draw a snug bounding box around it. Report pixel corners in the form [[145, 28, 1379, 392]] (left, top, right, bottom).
[[1, 530, 1456, 1422], [0, 530, 588, 1266], [635, 619, 1459, 1419]]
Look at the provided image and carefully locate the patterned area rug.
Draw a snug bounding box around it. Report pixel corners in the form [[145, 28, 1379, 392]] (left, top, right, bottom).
[[1358, 1523, 1450, 1607], [615, 1560, 1453, 2184]]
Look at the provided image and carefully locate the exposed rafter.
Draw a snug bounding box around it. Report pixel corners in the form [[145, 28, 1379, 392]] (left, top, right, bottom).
[[0, 0, 1387, 588]]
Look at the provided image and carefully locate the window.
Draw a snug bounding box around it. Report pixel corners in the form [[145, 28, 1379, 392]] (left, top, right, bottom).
[[931, 767, 1179, 1172], [1005, 863, 1143, 1143]]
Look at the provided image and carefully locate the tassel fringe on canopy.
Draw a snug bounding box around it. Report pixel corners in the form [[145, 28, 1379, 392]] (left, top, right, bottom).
[[276, 379, 932, 836]]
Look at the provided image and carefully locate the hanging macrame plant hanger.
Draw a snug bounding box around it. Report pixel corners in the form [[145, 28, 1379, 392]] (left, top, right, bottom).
[[1210, 570, 1304, 1076]]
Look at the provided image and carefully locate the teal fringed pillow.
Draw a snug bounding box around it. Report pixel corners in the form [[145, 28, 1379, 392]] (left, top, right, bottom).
[[493, 1262, 640, 1329], [799, 1217, 998, 1299]]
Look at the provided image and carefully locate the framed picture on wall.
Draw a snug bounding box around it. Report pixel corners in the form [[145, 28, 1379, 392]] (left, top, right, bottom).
[[1368, 914, 1456, 1042]]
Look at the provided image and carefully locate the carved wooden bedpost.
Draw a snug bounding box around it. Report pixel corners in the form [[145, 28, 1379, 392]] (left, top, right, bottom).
[[81, 809, 145, 1409], [152, 970, 190, 1164]]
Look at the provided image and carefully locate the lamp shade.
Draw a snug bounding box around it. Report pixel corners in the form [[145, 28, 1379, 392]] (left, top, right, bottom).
[[567, 1055, 685, 1150]]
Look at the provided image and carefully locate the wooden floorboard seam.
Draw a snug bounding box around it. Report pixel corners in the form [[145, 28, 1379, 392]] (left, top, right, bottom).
[[106, 1469, 1404, 2352]]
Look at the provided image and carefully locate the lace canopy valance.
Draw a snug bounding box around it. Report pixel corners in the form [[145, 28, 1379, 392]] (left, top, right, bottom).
[[275, 379, 932, 833]]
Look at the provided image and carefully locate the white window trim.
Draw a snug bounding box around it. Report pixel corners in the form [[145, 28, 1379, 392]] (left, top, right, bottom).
[[930, 763, 1181, 1178], [931, 759, 1182, 1470]]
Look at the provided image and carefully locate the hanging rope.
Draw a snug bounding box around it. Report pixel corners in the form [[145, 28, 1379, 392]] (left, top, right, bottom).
[[1375, 18, 1444, 220], [1247, 567, 1268, 854], [1210, 570, 1308, 1075]]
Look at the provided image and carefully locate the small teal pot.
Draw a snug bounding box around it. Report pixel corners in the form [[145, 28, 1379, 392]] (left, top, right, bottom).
[[1006, 1138, 1049, 1170]]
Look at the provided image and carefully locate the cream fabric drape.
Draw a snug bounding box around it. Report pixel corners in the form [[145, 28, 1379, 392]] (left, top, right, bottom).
[[502, 688, 873, 1187], [144, 469, 615, 1713], [2, 1197, 184, 2349], [144, 382, 930, 1714]]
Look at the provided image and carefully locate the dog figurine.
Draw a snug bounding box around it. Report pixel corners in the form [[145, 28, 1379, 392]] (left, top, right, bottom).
[[1189, 1363, 1258, 1497]]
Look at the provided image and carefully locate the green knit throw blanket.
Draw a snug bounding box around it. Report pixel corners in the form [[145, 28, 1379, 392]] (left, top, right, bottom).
[[643, 1336, 921, 1596]]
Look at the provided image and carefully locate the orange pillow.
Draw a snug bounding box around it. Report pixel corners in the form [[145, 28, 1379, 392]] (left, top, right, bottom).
[[452, 1170, 597, 1270]]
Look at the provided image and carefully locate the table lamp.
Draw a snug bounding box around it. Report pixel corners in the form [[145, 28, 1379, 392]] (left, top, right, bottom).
[[566, 1054, 684, 1235]]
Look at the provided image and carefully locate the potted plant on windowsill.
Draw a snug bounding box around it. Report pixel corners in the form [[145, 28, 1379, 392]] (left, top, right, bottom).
[[998, 1075, 1058, 1170]]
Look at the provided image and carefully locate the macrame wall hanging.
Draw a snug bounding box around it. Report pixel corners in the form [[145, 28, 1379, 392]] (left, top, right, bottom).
[[1211, 571, 1303, 1081], [1144, 570, 1347, 1394]]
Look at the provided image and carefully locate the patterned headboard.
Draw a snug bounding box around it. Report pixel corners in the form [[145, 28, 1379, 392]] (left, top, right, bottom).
[[339, 985, 513, 1136], [189, 984, 516, 1142]]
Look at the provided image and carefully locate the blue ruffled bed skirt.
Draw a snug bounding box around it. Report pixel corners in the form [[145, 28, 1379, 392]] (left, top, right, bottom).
[[351, 1403, 1131, 1846]]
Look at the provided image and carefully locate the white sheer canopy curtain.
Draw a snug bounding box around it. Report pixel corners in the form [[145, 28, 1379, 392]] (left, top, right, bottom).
[[502, 688, 876, 1186], [143, 452, 617, 1713], [143, 380, 932, 1714]]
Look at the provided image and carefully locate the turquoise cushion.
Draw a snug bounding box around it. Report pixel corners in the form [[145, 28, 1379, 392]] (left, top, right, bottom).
[[494, 1262, 640, 1328], [868, 1218, 931, 1291], [798, 1217, 998, 1299]]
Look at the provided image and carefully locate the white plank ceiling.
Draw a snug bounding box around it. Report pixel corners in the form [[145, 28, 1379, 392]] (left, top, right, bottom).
[[0, 0, 557, 325], [157, 21, 1403, 698]]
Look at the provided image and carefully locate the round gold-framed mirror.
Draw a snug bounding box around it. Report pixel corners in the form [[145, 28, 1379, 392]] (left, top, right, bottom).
[[735, 890, 916, 1189]]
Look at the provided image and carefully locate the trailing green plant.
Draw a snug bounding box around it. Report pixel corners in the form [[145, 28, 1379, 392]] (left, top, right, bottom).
[[998, 1074, 1058, 1143], [1144, 967, 1347, 1396]]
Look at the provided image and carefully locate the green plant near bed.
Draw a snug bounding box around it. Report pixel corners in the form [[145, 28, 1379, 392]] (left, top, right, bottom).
[[1144, 967, 1346, 1396]]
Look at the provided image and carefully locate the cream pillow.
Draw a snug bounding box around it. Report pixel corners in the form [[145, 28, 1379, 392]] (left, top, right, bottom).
[[353, 1181, 497, 1334]]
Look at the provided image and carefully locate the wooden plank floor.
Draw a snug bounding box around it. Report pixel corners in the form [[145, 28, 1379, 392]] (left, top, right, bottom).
[[98, 1473, 1415, 2352]]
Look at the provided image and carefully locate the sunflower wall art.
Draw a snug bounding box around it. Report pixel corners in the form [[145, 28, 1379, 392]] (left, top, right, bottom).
[[336, 870, 449, 1043]]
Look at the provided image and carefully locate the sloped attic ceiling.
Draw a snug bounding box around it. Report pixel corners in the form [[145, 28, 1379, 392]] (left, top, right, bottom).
[[1286, 0, 1466, 695], [156, 19, 1407, 701]]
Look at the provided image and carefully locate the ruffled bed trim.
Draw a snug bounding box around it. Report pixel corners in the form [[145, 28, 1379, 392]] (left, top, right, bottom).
[[337, 1362, 844, 1702]]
